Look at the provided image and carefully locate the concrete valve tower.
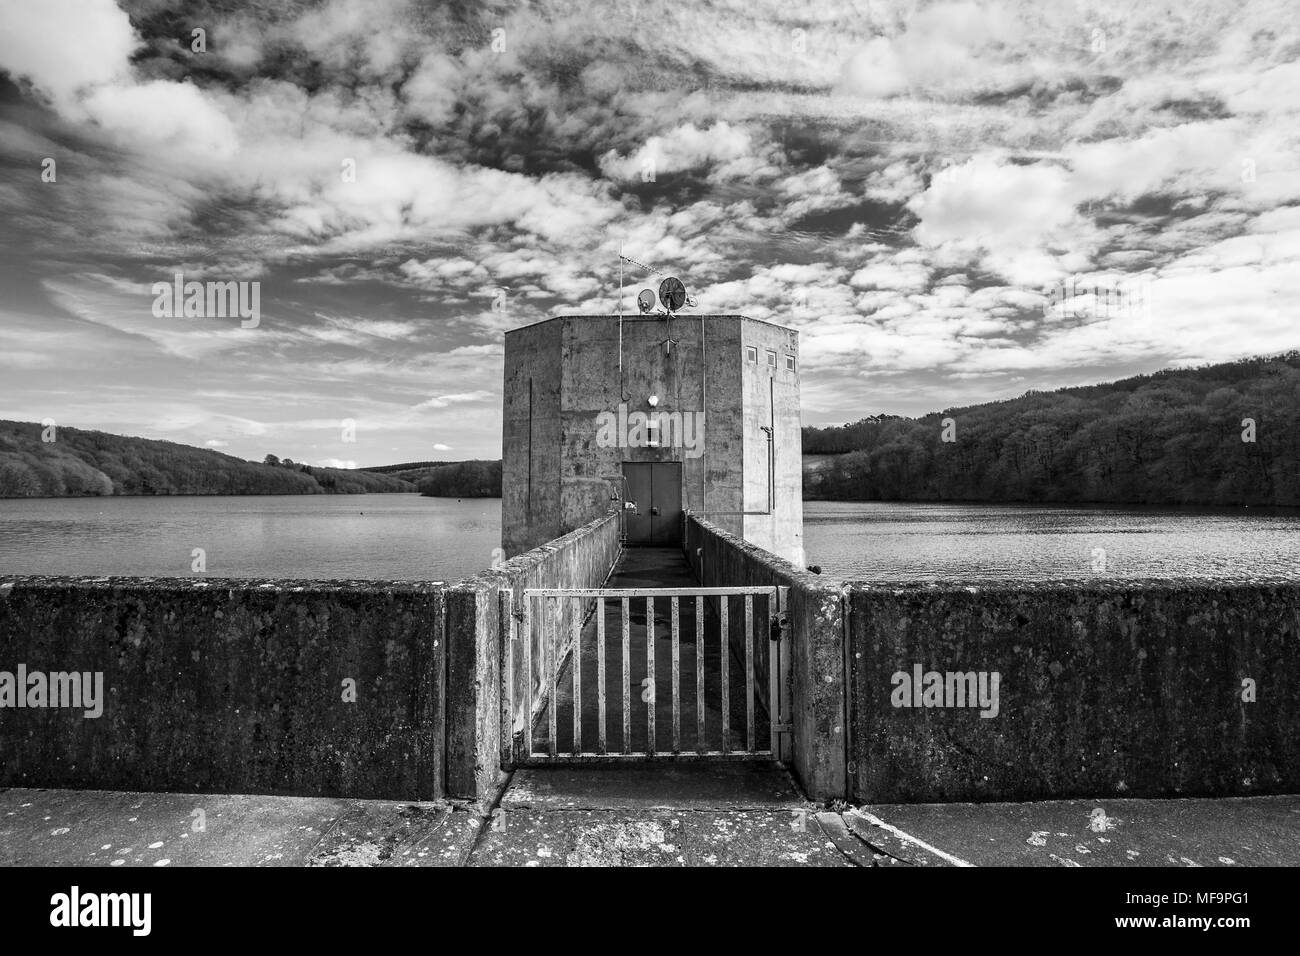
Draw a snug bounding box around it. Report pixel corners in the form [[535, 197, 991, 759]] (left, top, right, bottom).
[[501, 298, 805, 567]]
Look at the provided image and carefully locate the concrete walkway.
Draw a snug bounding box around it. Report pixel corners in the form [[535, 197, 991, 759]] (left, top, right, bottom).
[[470, 763, 845, 866], [842, 795, 1300, 867], [5, 774, 1297, 867], [0, 787, 482, 867]]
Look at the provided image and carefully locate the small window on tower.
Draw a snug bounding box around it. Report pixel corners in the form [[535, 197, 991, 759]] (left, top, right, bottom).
[[786, 354, 796, 371], [766, 350, 777, 367], [745, 346, 758, 362]]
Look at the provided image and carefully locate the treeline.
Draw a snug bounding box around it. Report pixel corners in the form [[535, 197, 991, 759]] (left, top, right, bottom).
[[0, 421, 414, 497], [803, 352, 1300, 507], [417, 460, 502, 497], [361, 460, 446, 474]]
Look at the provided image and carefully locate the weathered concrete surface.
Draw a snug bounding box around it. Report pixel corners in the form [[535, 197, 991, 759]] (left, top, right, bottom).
[[469, 809, 850, 866], [449, 511, 621, 803], [6, 783, 1296, 867], [849, 795, 1300, 867], [686, 516, 847, 802], [0, 577, 445, 800], [0, 788, 481, 867], [0, 509, 622, 807], [848, 582, 1300, 802], [502, 314, 804, 566], [502, 764, 804, 810], [470, 763, 845, 866]]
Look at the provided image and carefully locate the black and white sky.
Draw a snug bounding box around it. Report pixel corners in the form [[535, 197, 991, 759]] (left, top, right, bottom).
[[1, 0, 1297, 466]]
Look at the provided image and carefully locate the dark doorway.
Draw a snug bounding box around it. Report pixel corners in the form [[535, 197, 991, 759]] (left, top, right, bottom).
[[623, 462, 683, 546]]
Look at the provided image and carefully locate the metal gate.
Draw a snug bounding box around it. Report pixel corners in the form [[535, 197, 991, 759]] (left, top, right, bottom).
[[500, 586, 791, 765]]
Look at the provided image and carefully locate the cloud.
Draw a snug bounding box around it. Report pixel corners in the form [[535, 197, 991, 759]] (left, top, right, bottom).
[[599, 122, 756, 181], [3, 0, 1300, 447], [839, 1, 1031, 100], [909, 156, 1089, 286], [83, 80, 239, 160], [414, 391, 494, 410], [0, 0, 138, 106]]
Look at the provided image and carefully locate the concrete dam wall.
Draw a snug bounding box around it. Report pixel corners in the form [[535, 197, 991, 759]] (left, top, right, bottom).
[[4, 510, 1296, 806], [847, 581, 1300, 802], [685, 514, 847, 801], [0, 512, 622, 803], [686, 513, 1300, 803], [0, 576, 447, 799]]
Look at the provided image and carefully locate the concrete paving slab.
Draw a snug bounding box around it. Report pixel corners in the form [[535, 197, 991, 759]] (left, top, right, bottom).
[[0, 788, 481, 867], [814, 811, 905, 867], [853, 795, 1300, 867], [502, 763, 806, 810], [308, 800, 483, 867], [8, 784, 1297, 868], [469, 808, 851, 867]]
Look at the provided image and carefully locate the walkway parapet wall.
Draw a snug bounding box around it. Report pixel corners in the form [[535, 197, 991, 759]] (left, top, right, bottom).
[[0, 576, 445, 800], [848, 580, 1300, 802], [446, 511, 621, 802], [685, 514, 846, 801], [0, 513, 621, 807]]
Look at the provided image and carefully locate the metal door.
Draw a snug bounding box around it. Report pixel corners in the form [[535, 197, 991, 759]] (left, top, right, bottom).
[[622, 462, 682, 546]]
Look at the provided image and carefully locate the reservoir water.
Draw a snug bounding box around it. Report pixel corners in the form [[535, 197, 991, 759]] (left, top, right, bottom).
[[0, 495, 1296, 582], [0, 494, 501, 582], [803, 501, 1300, 582]]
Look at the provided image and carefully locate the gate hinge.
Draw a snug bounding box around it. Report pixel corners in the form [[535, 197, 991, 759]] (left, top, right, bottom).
[[773, 722, 793, 734], [512, 609, 525, 623], [769, 616, 788, 641]]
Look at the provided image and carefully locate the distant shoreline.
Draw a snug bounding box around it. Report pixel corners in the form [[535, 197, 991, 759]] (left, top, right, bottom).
[[5, 492, 1297, 514]]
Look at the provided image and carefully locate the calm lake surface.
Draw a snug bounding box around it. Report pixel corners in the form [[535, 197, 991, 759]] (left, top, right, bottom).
[[803, 501, 1300, 582], [0, 494, 501, 582], [0, 495, 1296, 582]]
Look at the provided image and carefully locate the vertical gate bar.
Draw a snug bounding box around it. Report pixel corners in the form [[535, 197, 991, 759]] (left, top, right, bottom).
[[777, 586, 791, 764], [745, 593, 755, 753], [572, 597, 581, 755], [548, 596, 557, 757], [502, 589, 514, 767], [597, 598, 607, 755], [671, 596, 680, 755], [523, 593, 533, 759], [695, 595, 705, 755], [768, 593, 779, 757], [621, 597, 631, 755], [646, 596, 656, 755], [720, 596, 730, 754]]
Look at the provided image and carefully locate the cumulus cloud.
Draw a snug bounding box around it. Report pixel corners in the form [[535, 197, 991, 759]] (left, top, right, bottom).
[[83, 80, 239, 160], [599, 122, 756, 181], [414, 391, 494, 410], [2, 0, 1299, 451], [0, 0, 138, 106], [839, 1, 1031, 100], [909, 157, 1089, 286]]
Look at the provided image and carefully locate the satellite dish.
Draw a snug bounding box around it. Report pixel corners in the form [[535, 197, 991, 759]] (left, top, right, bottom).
[[658, 276, 686, 312], [637, 289, 656, 314]]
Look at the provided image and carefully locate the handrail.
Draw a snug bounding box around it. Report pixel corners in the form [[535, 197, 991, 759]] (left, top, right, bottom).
[[523, 586, 776, 598]]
